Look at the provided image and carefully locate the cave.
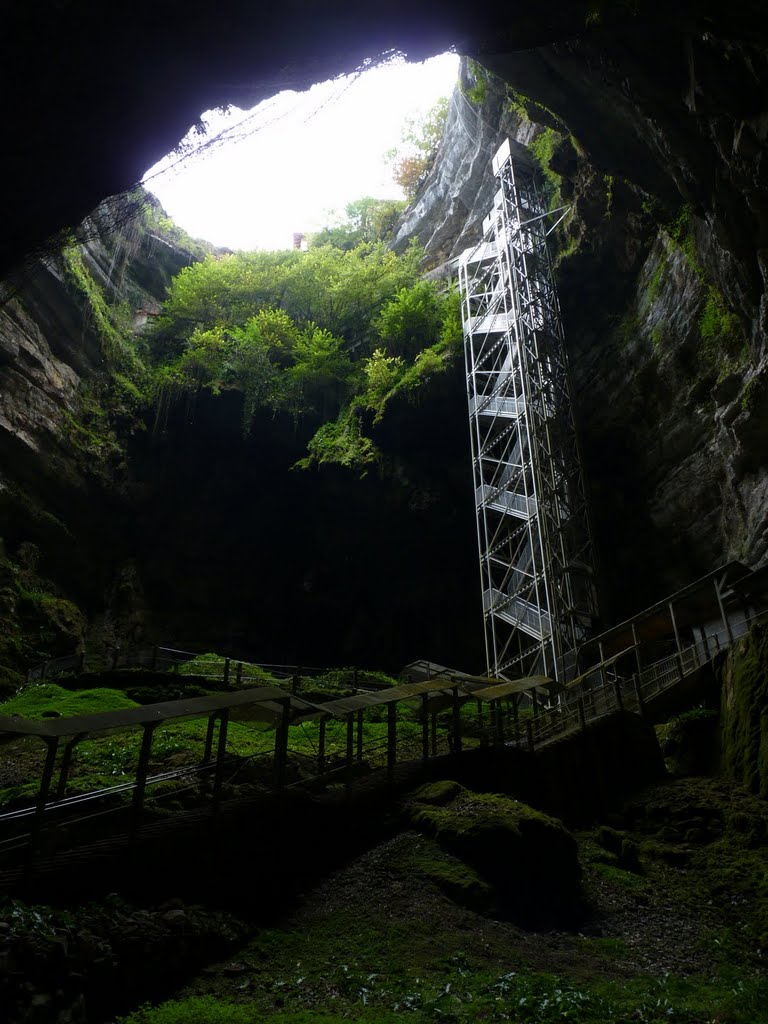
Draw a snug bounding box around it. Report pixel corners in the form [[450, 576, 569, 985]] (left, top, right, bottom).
[[2, 2, 767, 670], [3, 7, 768, 1021]]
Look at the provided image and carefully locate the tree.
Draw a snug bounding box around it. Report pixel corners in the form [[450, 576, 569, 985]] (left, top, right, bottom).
[[309, 197, 407, 250], [386, 97, 449, 200], [146, 237, 463, 468]]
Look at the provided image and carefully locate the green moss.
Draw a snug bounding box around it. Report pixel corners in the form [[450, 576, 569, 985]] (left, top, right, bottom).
[[666, 205, 705, 281], [410, 780, 464, 806], [119, 997, 400, 1024], [399, 835, 495, 912], [407, 783, 581, 922], [594, 862, 650, 891], [0, 683, 138, 719], [645, 255, 666, 307], [699, 286, 740, 348], [61, 244, 134, 362], [720, 624, 768, 798], [462, 59, 491, 105], [741, 375, 759, 412], [528, 128, 564, 205]]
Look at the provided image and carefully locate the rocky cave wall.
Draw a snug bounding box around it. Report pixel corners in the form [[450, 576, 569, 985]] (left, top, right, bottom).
[[2, 5, 768, 674], [0, 199, 485, 682], [395, 44, 768, 621]]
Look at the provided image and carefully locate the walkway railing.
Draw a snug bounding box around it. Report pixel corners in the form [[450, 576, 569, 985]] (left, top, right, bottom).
[[522, 609, 765, 752], [4, 610, 764, 871]]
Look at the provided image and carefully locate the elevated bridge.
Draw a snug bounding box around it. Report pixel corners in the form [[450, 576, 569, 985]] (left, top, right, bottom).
[[2, 561, 766, 883]]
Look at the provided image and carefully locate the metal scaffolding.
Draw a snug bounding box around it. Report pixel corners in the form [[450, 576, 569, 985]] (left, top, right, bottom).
[[458, 138, 598, 683]]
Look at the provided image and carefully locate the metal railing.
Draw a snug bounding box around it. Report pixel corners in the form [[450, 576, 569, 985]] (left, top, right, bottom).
[[520, 609, 766, 752], [25, 645, 327, 685]]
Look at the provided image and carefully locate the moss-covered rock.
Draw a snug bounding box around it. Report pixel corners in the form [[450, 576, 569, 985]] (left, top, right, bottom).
[[406, 781, 582, 924], [410, 780, 464, 806], [720, 623, 768, 798], [399, 833, 496, 914]]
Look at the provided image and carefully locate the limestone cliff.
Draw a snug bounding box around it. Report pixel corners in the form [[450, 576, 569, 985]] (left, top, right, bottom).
[[0, 196, 200, 686]]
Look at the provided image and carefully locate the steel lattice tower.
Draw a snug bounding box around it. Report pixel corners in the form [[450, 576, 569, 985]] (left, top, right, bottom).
[[458, 139, 598, 682]]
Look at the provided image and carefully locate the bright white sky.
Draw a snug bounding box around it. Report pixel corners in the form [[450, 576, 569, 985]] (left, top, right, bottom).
[[143, 53, 459, 252]]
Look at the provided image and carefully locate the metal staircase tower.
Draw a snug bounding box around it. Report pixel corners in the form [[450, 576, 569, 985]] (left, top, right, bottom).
[[458, 138, 598, 682]]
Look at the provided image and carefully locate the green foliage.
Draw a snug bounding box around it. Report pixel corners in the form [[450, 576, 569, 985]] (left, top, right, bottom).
[[60, 244, 132, 361], [309, 197, 407, 250], [666, 205, 703, 280], [386, 98, 448, 200], [297, 408, 380, 472], [361, 349, 405, 416], [721, 623, 768, 798], [151, 242, 461, 468], [144, 204, 212, 261], [118, 999, 401, 1024], [645, 254, 666, 307], [699, 286, 740, 348], [529, 128, 564, 204], [375, 280, 442, 358], [461, 60, 491, 105]]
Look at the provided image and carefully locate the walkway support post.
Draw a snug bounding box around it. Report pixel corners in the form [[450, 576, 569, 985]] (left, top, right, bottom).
[[669, 601, 683, 655], [578, 697, 587, 732], [631, 622, 643, 676], [387, 703, 397, 781], [421, 694, 430, 764], [131, 724, 156, 840], [28, 736, 59, 858], [612, 678, 624, 712], [346, 714, 354, 767], [56, 733, 86, 800], [430, 710, 438, 756], [202, 714, 217, 764], [356, 709, 364, 763], [632, 673, 646, 718], [714, 577, 735, 646], [451, 686, 462, 755], [223, 658, 230, 686], [273, 699, 290, 793], [212, 710, 230, 812], [344, 714, 354, 798], [317, 715, 326, 776]]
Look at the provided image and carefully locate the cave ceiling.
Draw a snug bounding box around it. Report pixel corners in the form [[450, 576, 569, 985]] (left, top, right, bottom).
[[1, 1, 724, 277]]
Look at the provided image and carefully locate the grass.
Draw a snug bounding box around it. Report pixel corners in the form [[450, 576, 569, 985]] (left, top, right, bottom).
[[126, 939, 768, 1024]]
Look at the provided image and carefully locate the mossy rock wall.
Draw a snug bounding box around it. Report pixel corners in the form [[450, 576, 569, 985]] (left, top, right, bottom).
[[720, 622, 768, 798]]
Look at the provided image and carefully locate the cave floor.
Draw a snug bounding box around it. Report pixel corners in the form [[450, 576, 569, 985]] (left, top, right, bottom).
[[138, 776, 768, 1024]]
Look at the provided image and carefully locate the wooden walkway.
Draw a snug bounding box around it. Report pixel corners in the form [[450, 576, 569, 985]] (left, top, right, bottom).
[[3, 570, 766, 875]]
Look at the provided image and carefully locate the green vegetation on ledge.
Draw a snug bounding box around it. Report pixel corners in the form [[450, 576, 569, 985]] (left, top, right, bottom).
[[148, 241, 462, 470]]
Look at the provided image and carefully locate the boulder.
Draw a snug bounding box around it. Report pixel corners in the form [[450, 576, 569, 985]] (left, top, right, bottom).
[[406, 781, 582, 925]]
